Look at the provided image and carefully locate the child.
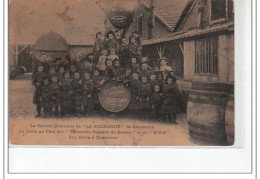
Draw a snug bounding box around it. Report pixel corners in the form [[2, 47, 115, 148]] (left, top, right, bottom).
[[128, 35, 141, 59], [107, 48, 119, 61], [58, 65, 65, 82], [71, 72, 82, 117], [49, 74, 62, 117], [160, 57, 173, 71], [141, 62, 153, 75], [60, 71, 72, 117], [40, 77, 51, 118], [92, 68, 104, 112], [137, 74, 151, 120], [32, 64, 46, 117], [48, 66, 56, 78], [161, 70, 169, 87], [149, 72, 158, 90], [114, 29, 122, 53], [81, 58, 94, 75], [130, 56, 140, 73], [123, 67, 132, 85], [97, 49, 108, 74], [82, 72, 94, 117], [132, 31, 142, 46], [128, 72, 141, 117], [150, 84, 162, 121], [86, 53, 94, 63], [162, 76, 179, 124], [70, 63, 78, 79], [105, 58, 117, 81], [93, 32, 105, 63], [113, 59, 124, 80], [105, 31, 117, 54], [118, 37, 129, 67]]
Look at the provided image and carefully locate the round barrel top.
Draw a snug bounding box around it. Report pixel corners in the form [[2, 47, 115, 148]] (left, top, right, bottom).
[[99, 81, 131, 113], [191, 82, 234, 93], [34, 31, 68, 51]]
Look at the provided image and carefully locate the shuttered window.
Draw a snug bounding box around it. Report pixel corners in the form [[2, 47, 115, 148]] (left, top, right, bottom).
[[195, 37, 218, 75]]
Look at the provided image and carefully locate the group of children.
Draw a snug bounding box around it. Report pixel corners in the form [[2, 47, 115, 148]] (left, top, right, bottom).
[[32, 30, 180, 124]]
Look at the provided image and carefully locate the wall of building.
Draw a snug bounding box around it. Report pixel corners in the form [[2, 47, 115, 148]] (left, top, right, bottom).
[[183, 32, 234, 83], [68, 45, 93, 61], [123, 4, 171, 40]]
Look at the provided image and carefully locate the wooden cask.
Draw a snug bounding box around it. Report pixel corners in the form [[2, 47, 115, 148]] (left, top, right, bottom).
[[187, 82, 232, 145]]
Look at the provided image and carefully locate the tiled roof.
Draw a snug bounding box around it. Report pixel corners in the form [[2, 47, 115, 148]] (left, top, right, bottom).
[[142, 0, 190, 31]]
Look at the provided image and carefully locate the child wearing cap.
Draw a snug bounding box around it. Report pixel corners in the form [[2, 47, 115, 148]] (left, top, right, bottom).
[[32, 64, 46, 117], [160, 57, 173, 71], [149, 72, 159, 90], [137, 74, 151, 120], [105, 31, 117, 54], [40, 77, 51, 118], [141, 62, 153, 75], [49, 74, 62, 117], [93, 32, 105, 62], [128, 72, 141, 117], [151, 84, 163, 121], [60, 71, 72, 116], [82, 71, 94, 117], [118, 37, 129, 67], [128, 35, 141, 59], [71, 72, 82, 117], [132, 31, 142, 46], [162, 76, 179, 124]]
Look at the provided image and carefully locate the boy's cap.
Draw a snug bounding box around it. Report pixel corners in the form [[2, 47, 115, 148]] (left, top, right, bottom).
[[96, 32, 102, 38], [160, 57, 168, 62], [132, 31, 138, 34]]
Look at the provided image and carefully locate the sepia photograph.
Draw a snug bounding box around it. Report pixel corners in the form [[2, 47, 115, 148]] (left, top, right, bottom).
[[9, 0, 234, 146]]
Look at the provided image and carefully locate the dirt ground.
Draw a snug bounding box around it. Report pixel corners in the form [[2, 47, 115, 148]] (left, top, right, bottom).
[[9, 79, 201, 146]]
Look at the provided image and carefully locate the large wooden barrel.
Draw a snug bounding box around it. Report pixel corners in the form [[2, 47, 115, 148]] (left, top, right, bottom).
[[187, 82, 232, 145], [225, 89, 234, 145], [99, 81, 131, 113]]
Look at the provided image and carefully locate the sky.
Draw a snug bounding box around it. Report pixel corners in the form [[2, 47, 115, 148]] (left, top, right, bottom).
[[9, 0, 140, 45], [9, 0, 108, 45]]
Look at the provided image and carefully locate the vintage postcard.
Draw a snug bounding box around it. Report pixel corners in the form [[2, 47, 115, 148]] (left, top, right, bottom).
[[9, 0, 234, 146]]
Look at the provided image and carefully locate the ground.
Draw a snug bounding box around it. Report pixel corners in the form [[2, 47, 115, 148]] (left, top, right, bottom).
[[9, 79, 201, 146]]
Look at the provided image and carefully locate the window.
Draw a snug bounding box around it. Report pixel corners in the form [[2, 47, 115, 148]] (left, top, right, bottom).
[[195, 37, 218, 75], [137, 15, 143, 37], [210, 0, 226, 23]]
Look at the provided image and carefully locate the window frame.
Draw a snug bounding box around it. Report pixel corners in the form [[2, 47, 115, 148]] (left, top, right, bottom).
[[194, 37, 219, 76], [136, 14, 144, 38], [209, 0, 228, 25]]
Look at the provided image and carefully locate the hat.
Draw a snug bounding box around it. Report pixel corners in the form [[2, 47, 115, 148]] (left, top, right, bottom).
[[132, 31, 138, 34], [129, 35, 136, 42], [106, 31, 114, 39], [96, 32, 102, 38], [160, 57, 168, 63], [166, 75, 176, 83]]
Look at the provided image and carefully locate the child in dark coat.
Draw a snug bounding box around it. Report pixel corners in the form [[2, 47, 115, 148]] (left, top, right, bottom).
[[49, 74, 62, 117], [130, 56, 140, 73], [92, 68, 105, 112], [72, 72, 82, 117], [118, 37, 129, 67], [162, 76, 179, 124], [105, 58, 117, 81], [40, 77, 51, 118], [60, 71, 72, 116], [128, 35, 141, 59], [105, 31, 117, 54], [151, 84, 163, 121], [93, 32, 105, 63], [128, 72, 141, 117], [32, 64, 46, 117], [82, 72, 94, 116], [137, 74, 151, 120]]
